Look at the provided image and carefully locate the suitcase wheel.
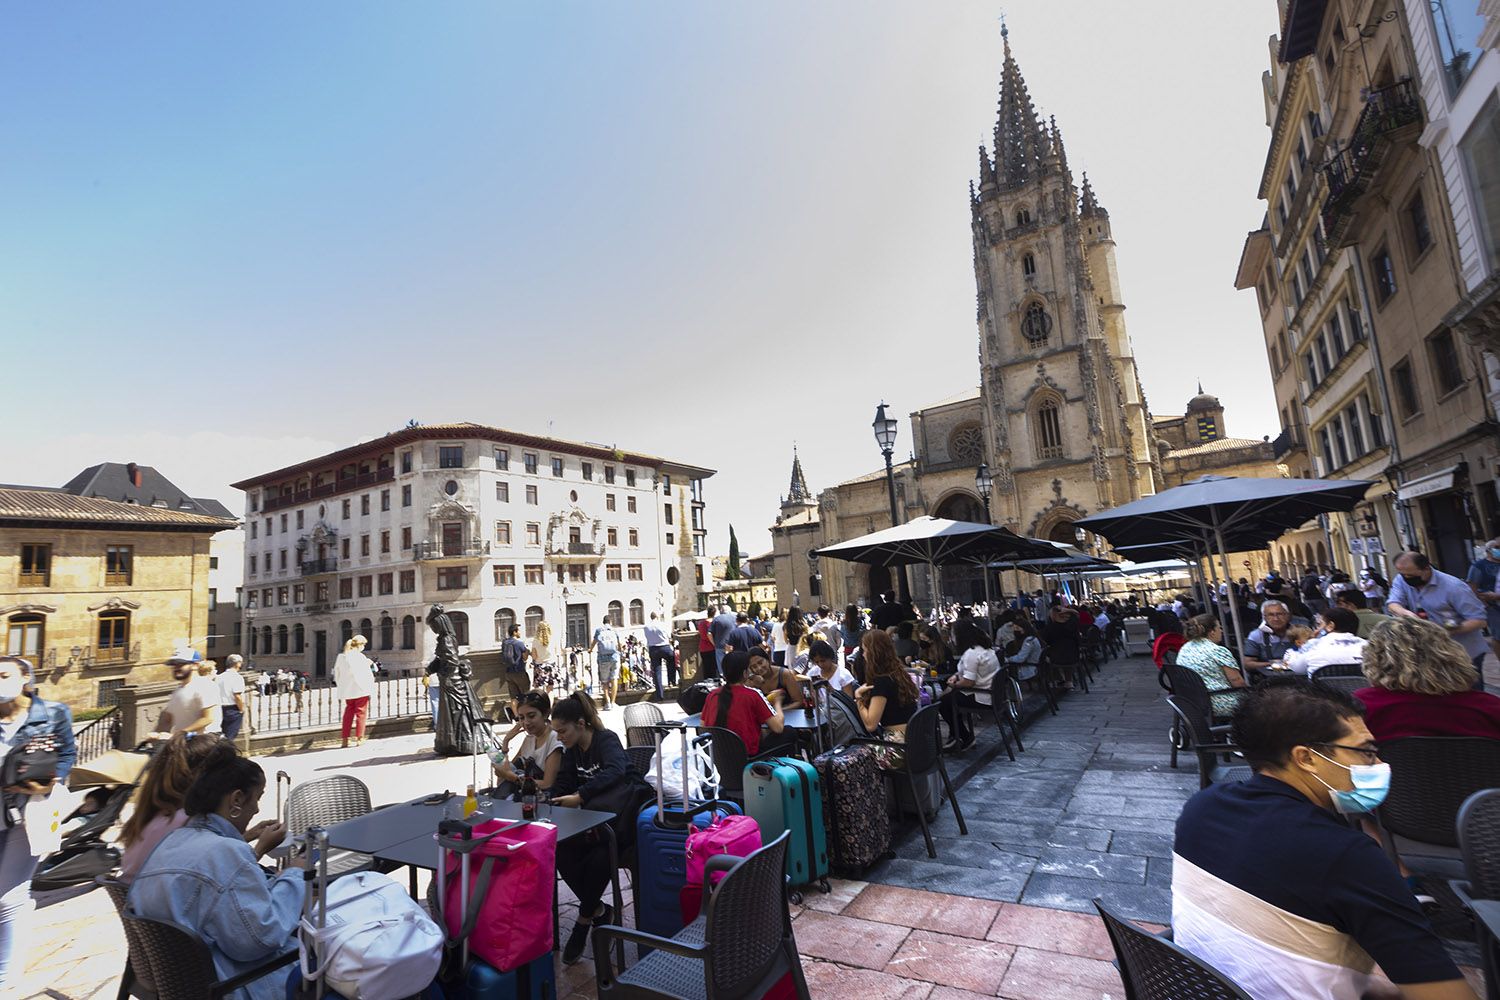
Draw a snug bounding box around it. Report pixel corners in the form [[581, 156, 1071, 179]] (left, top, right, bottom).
[[789, 889, 804, 905], [818, 878, 831, 894]]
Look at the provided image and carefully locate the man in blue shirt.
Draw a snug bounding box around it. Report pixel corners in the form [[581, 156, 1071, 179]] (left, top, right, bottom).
[[1173, 679, 1471, 1000], [589, 618, 621, 709], [1465, 537, 1500, 669], [708, 605, 737, 675], [1388, 550, 1488, 686], [726, 612, 764, 654], [501, 624, 532, 716]]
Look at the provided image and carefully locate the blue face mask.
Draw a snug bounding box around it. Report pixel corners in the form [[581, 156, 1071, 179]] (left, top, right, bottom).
[[1311, 749, 1391, 814], [1489, 547, 1500, 560]]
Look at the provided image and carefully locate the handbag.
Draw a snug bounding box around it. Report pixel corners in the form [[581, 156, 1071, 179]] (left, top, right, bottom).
[[438, 818, 557, 972], [298, 870, 443, 1000], [1, 733, 60, 788]]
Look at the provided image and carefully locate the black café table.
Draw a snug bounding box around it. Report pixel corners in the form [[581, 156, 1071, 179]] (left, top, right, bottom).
[[680, 707, 820, 729]]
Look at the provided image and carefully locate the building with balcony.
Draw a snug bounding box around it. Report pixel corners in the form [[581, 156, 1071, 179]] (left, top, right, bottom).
[[230, 422, 714, 679], [0, 485, 235, 708]]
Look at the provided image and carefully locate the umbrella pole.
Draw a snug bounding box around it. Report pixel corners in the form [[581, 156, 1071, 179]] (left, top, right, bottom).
[[1209, 511, 1249, 681], [983, 562, 993, 618]]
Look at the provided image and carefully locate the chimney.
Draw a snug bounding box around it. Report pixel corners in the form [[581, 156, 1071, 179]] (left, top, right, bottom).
[[126, 463, 142, 488]]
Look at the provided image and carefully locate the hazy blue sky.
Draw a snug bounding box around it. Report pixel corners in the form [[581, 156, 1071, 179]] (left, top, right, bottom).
[[4, 2, 1282, 555]]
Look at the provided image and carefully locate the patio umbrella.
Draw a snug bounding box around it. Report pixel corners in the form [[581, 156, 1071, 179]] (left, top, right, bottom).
[[1077, 475, 1372, 652]]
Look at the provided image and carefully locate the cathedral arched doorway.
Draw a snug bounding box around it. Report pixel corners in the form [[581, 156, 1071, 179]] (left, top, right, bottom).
[[933, 492, 988, 604], [1046, 521, 1079, 545]]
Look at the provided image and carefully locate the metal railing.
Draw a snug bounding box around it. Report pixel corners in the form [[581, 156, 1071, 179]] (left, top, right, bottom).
[[300, 557, 338, 576], [245, 672, 432, 735], [263, 467, 396, 513], [1320, 80, 1423, 241], [74, 708, 122, 764], [1271, 426, 1305, 459], [413, 540, 491, 560]]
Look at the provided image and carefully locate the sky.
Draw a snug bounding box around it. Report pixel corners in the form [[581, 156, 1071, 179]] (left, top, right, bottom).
[[3, 1, 1284, 556]]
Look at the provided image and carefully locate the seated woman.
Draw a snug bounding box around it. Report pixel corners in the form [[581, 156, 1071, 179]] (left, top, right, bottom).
[[119, 733, 285, 882], [801, 640, 857, 699], [490, 691, 563, 798], [127, 743, 305, 1000], [1150, 614, 1187, 668], [549, 690, 646, 964], [1003, 618, 1043, 680], [744, 646, 805, 711], [1356, 616, 1500, 740], [1283, 607, 1368, 677], [1175, 613, 1249, 720], [855, 630, 919, 736], [892, 621, 921, 664], [916, 623, 952, 672], [941, 620, 1002, 752], [703, 650, 792, 757]]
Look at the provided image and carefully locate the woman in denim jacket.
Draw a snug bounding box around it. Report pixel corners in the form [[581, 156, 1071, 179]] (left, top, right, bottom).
[[129, 743, 303, 1000], [0, 655, 76, 990]]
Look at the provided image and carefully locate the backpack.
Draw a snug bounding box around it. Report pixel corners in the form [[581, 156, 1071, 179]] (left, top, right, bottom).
[[594, 628, 619, 657], [504, 639, 527, 672]]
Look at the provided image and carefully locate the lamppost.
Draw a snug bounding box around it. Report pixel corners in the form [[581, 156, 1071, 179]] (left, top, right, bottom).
[[872, 402, 911, 602], [975, 463, 995, 610]]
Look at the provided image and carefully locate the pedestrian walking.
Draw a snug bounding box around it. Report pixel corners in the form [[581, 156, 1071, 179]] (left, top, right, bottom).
[[216, 654, 247, 741], [333, 635, 376, 747], [642, 612, 675, 702], [590, 617, 622, 708]]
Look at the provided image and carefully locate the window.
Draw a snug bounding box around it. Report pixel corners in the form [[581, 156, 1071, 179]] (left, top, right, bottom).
[[524, 452, 538, 474], [379, 616, 394, 650], [1462, 97, 1500, 265], [342, 499, 351, 520], [280, 513, 288, 533], [1405, 190, 1433, 257], [496, 481, 510, 502], [295, 510, 304, 529], [628, 563, 643, 581], [437, 567, 469, 590], [1344, 403, 1366, 457], [1315, 334, 1332, 379], [606, 563, 623, 582], [696, 565, 705, 586], [1429, 329, 1464, 394], [665, 533, 674, 546], [551, 457, 564, 477], [378, 573, 393, 596], [582, 462, 593, 481], [380, 489, 391, 512], [525, 485, 538, 505], [526, 522, 541, 546], [401, 450, 413, 474], [315, 581, 328, 602], [340, 620, 353, 646], [97, 611, 131, 662], [292, 584, 305, 604], [1432, 0, 1482, 95], [400, 569, 415, 593], [524, 564, 544, 584], [401, 615, 416, 649], [607, 527, 618, 546], [380, 530, 390, 554], [449, 612, 469, 646], [233, 621, 242, 649], [1022, 253, 1036, 277], [439, 446, 464, 469], [401, 526, 412, 550], [607, 600, 625, 627], [1021, 302, 1051, 346], [627, 496, 637, 513], [360, 535, 371, 557], [629, 528, 639, 547], [250, 522, 257, 539], [606, 494, 616, 511], [279, 549, 288, 570], [1331, 416, 1350, 468], [6, 614, 44, 657], [1035, 401, 1064, 460], [629, 599, 645, 626], [264, 553, 272, 572], [494, 564, 516, 586], [604, 466, 616, 484], [105, 545, 133, 585], [495, 608, 516, 640], [1326, 311, 1346, 356], [494, 448, 509, 470], [340, 578, 354, 599], [1016, 207, 1032, 226], [358, 576, 373, 597], [402, 484, 412, 507], [568, 564, 587, 583], [1371, 246, 1397, 303], [276, 625, 289, 654], [626, 469, 636, 487], [525, 606, 544, 637], [19, 544, 49, 587], [1392, 359, 1421, 418], [664, 504, 673, 525], [496, 521, 512, 544]]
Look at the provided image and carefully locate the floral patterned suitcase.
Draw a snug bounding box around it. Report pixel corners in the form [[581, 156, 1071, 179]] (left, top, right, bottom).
[[812, 744, 890, 874]]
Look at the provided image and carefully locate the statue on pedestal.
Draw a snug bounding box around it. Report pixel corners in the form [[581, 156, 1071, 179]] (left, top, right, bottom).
[[425, 603, 486, 756]]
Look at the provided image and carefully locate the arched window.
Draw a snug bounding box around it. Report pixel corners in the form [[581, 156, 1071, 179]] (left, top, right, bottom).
[[249, 628, 259, 655], [293, 624, 305, 653], [1035, 399, 1064, 460], [629, 599, 645, 626], [379, 616, 394, 650], [495, 608, 516, 641], [262, 626, 273, 654], [276, 624, 289, 654], [401, 615, 417, 649], [450, 612, 470, 647], [1022, 253, 1036, 277], [524, 606, 544, 637], [339, 620, 353, 647], [5, 613, 44, 658], [358, 618, 373, 644], [1016, 207, 1032, 226], [607, 601, 624, 627], [1021, 302, 1051, 346]]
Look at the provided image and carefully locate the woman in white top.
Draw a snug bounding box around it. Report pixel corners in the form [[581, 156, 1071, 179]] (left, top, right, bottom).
[[491, 691, 563, 798], [800, 640, 857, 702], [333, 635, 377, 748], [941, 620, 1002, 751]]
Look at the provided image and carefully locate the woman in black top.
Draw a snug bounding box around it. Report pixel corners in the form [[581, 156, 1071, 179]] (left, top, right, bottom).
[[855, 630, 919, 733]]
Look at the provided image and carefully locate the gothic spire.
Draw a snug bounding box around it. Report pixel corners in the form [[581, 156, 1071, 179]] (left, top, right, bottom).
[[1079, 172, 1106, 217], [787, 447, 811, 504], [994, 30, 1046, 189], [978, 143, 997, 190]]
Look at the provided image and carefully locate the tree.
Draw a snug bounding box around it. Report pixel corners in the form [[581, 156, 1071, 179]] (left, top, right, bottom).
[[727, 525, 741, 580]]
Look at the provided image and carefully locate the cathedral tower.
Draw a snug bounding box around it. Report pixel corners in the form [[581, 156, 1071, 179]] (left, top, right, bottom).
[[971, 28, 1158, 541]]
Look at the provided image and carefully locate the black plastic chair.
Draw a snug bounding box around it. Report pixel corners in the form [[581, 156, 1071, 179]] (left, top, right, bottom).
[[1026, 650, 1060, 715], [1373, 736, 1500, 870], [701, 727, 783, 806], [1451, 789, 1500, 1000], [1163, 668, 1250, 789], [624, 701, 667, 730], [855, 704, 967, 858], [1309, 662, 1364, 678], [626, 725, 661, 749], [953, 670, 1022, 760], [1093, 898, 1251, 999], [1310, 674, 1366, 698], [626, 744, 657, 780], [594, 832, 811, 1000]]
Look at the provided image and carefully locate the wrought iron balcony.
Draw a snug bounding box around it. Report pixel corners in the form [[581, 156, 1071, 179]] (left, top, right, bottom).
[[1271, 426, 1305, 459], [414, 540, 491, 560], [1320, 80, 1424, 246], [300, 557, 338, 576], [546, 538, 606, 561], [263, 466, 395, 513]]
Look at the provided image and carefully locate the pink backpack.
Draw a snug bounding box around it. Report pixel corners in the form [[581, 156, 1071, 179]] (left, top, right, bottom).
[[439, 818, 557, 972], [685, 813, 762, 886]]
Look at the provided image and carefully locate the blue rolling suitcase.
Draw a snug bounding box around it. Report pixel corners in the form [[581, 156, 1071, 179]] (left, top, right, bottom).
[[636, 724, 740, 939], [743, 757, 831, 901], [450, 954, 556, 1000]]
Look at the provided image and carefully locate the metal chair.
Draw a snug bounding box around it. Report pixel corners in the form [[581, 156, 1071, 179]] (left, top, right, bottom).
[[283, 774, 375, 876], [1452, 789, 1500, 1000], [626, 744, 657, 780], [1163, 668, 1250, 789], [1310, 674, 1367, 698], [855, 704, 967, 859], [1093, 898, 1251, 999], [594, 832, 809, 1000], [624, 701, 666, 732], [1373, 736, 1500, 871], [953, 670, 1022, 760], [1310, 662, 1364, 678], [1026, 650, 1060, 715]]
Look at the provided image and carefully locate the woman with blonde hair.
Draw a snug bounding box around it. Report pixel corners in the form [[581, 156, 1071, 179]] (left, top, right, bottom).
[[1356, 616, 1500, 740], [1175, 613, 1248, 720], [333, 634, 376, 747]]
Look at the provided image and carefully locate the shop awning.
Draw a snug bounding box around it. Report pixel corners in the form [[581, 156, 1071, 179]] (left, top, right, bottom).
[[1396, 465, 1460, 502]]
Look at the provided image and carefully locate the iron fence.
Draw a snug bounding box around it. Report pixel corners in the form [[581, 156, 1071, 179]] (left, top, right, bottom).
[[74, 708, 122, 765], [246, 672, 432, 735]]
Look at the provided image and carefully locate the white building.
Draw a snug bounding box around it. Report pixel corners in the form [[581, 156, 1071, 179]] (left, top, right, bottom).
[[232, 423, 714, 679]]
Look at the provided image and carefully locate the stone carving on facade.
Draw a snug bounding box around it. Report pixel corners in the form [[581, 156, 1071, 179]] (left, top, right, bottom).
[[993, 459, 1015, 494], [546, 506, 604, 554], [1091, 442, 1111, 482], [87, 598, 142, 613], [0, 603, 58, 617], [948, 423, 985, 464]]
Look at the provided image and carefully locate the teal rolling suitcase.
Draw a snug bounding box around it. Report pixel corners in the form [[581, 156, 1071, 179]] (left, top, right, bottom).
[[743, 757, 831, 901]]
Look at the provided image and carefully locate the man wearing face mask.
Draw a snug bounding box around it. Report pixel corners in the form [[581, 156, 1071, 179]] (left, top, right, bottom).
[[148, 648, 222, 740], [1388, 551, 1489, 688], [1465, 536, 1500, 670], [1172, 679, 1473, 1000]]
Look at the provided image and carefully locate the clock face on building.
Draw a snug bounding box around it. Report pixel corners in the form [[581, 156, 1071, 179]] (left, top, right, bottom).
[[1196, 416, 1218, 440]]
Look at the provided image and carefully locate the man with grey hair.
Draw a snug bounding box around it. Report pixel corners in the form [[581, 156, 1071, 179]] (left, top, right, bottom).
[[1241, 600, 1311, 670], [216, 653, 247, 740]]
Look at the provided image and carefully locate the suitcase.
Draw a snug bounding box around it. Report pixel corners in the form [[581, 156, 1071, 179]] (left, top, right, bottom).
[[813, 744, 890, 874], [449, 953, 556, 1000], [635, 724, 740, 940], [743, 757, 831, 900]]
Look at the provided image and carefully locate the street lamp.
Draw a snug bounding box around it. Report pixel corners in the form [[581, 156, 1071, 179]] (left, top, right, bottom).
[[872, 402, 911, 602], [974, 463, 993, 523]]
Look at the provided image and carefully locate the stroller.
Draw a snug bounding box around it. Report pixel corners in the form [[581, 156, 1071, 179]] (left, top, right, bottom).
[[31, 746, 153, 892]]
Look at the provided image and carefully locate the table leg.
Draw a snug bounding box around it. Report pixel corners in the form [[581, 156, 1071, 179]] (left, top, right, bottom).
[[605, 824, 624, 970], [553, 871, 560, 954], [409, 865, 418, 899]]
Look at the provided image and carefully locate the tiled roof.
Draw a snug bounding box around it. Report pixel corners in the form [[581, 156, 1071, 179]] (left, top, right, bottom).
[[777, 509, 820, 528], [0, 489, 237, 530], [836, 461, 915, 488], [1166, 437, 1273, 460], [60, 462, 236, 520]]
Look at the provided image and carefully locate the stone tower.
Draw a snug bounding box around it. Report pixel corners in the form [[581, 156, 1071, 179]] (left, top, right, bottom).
[[971, 28, 1158, 541], [779, 447, 817, 521]]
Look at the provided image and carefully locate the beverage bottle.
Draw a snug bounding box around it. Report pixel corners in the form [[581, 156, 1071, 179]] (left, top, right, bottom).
[[521, 774, 538, 820], [462, 784, 478, 819]]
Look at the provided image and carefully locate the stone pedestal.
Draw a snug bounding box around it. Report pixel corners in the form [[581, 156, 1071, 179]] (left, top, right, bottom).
[[116, 682, 180, 747]]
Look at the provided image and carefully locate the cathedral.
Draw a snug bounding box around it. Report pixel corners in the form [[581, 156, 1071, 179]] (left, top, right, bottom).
[[770, 30, 1277, 609]]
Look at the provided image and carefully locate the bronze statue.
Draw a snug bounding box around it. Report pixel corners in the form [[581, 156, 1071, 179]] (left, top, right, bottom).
[[425, 602, 486, 756]]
